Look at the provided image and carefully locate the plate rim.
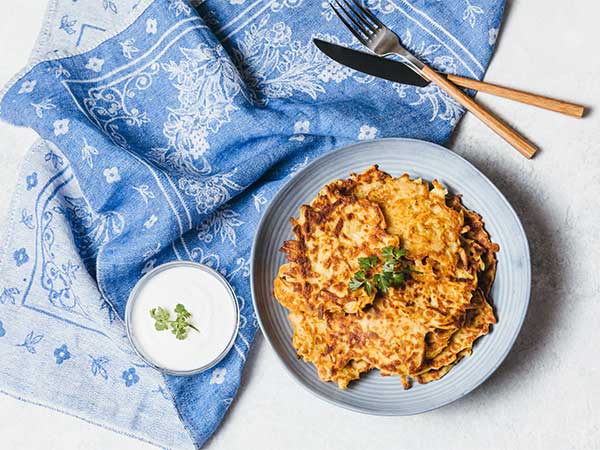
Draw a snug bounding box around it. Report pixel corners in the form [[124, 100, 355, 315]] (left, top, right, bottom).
[[250, 137, 531, 416]]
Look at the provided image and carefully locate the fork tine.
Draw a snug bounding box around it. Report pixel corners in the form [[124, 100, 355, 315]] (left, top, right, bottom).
[[350, 0, 384, 28], [333, 0, 371, 37], [340, 0, 376, 32], [330, 2, 369, 45]]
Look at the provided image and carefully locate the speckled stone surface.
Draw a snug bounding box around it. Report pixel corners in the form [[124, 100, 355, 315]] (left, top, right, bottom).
[[0, 1, 599, 449]]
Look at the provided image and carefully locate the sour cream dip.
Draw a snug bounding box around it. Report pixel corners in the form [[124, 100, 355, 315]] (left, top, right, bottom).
[[125, 261, 239, 375]]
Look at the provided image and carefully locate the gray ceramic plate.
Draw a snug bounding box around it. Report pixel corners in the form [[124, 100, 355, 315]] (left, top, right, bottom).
[[251, 138, 530, 415]]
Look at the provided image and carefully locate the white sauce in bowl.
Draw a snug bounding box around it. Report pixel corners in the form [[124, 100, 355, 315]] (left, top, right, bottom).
[[126, 262, 238, 374]]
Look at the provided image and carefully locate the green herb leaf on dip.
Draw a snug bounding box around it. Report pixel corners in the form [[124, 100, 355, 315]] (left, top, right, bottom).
[[150, 303, 199, 340]]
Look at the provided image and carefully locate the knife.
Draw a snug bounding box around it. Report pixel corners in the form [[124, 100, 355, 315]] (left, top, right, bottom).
[[314, 39, 584, 118], [315, 38, 428, 88]]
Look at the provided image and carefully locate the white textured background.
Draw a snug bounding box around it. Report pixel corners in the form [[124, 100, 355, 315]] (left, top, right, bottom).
[[0, 1, 599, 449]]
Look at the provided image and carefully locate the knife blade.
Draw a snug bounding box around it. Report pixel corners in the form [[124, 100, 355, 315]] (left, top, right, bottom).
[[314, 39, 585, 119], [314, 38, 428, 88]]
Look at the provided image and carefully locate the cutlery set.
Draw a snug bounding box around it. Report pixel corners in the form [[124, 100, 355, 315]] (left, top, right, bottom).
[[318, 0, 585, 158]]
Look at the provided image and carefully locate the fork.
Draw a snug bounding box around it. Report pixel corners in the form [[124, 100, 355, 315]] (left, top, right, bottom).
[[330, 0, 538, 159]]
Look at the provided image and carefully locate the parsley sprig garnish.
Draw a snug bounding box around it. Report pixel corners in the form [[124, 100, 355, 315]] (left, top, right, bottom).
[[349, 246, 414, 295], [348, 270, 375, 295], [150, 303, 199, 340]]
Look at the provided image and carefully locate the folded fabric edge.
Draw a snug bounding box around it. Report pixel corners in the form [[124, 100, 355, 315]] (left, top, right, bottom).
[[482, 2, 506, 78], [27, 0, 61, 64], [0, 0, 155, 108], [0, 140, 47, 278], [161, 368, 211, 449]]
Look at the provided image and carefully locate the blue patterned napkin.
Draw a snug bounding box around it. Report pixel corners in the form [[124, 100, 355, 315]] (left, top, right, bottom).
[[0, 0, 504, 447]]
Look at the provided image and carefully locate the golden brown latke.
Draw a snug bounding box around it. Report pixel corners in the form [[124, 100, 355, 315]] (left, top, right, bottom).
[[273, 166, 498, 389], [274, 187, 398, 315]]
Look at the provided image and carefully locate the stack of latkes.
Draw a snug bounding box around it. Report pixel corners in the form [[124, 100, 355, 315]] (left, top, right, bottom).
[[274, 166, 498, 389]]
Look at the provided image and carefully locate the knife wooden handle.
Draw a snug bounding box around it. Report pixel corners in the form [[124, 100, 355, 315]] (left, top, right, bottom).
[[446, 74, 585, 118], [421, 65, 537, 158]]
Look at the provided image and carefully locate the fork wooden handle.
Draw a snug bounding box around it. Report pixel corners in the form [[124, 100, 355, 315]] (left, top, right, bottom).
[[446, 74, 585, 118], [421, 65, 537, 159]]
